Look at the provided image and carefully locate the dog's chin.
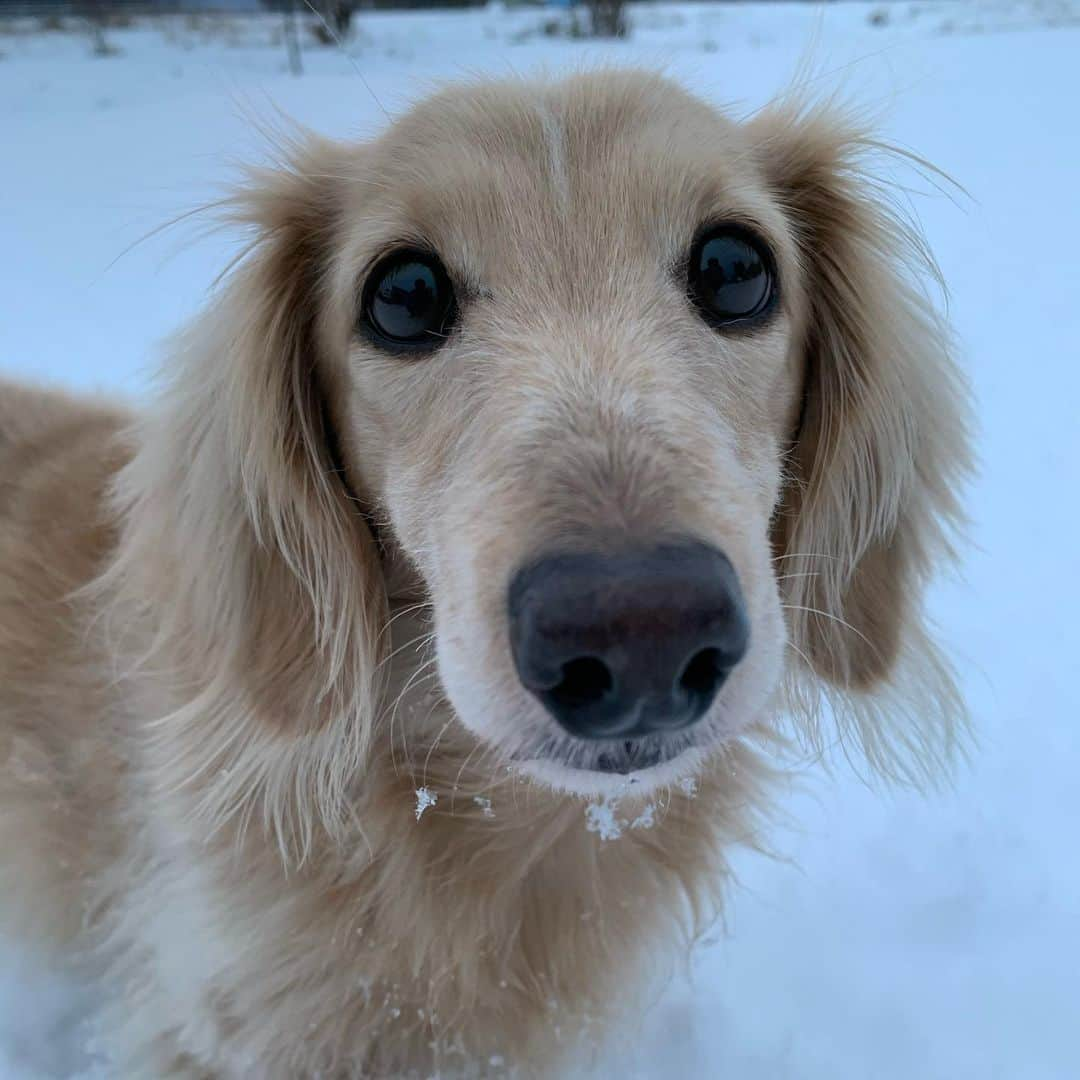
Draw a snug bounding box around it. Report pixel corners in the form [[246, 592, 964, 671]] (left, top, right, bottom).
[[514, 744, 707, 799]]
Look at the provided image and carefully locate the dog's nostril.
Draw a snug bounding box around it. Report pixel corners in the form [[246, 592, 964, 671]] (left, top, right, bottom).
[[679, 647, 723, 698], [548, 657, 613, 710]]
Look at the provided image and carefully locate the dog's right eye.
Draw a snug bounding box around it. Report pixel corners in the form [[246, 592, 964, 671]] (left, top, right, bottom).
[[360, 249, 457, 353]]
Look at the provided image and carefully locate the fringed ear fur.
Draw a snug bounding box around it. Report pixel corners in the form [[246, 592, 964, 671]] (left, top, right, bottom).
[[102, 134, 388, 863], [751, 103, 973, 785]]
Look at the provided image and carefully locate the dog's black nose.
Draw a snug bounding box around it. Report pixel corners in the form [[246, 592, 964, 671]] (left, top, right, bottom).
[[507, 542, 749, 740]]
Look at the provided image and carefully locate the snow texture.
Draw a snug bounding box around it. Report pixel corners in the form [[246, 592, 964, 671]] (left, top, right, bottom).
[[2, 2, 1079, 1076], [585, 799, 658, 840], [414, 786, 438, 822], [585, 799, 625, 842]]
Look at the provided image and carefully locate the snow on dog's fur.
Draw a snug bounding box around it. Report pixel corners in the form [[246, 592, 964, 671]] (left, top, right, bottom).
[[0, 70, 970, 1077]]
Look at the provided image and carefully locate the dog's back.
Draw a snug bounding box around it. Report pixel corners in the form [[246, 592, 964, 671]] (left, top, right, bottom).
[[0, 381, 132, 948]]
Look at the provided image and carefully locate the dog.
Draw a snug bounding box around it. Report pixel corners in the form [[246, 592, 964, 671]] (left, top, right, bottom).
[[0, 69, 970, 1078]]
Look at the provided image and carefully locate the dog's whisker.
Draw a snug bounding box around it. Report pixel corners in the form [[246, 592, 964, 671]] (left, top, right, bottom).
[[448, 742, 485, 812], [374, 629, 437, 678], [420, 714, 458, 792], [376, 602, 435, 648], [783, 637, 817, 673], [780, 603, 879, 654], [386, 660, 441, 785]]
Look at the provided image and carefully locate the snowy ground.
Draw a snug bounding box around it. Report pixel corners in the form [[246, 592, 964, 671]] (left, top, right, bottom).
[[2, 2, 1079, 1076]]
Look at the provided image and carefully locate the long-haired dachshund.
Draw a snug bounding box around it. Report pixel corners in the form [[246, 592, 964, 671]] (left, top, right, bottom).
[[0, 70, 970, 1078]]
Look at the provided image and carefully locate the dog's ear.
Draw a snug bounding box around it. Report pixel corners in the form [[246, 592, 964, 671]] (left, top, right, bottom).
[[108, 134, 387, 860], [749, 105, 972, 783]]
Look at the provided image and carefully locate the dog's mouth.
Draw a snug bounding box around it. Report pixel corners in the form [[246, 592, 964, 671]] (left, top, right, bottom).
[[515, 732, 690, 774], [510, 733, 702, 795], [590, 738, 679, 775]]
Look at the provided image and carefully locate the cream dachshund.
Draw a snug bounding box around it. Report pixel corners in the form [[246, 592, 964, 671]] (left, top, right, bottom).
[[0, 69, 970, 1078]]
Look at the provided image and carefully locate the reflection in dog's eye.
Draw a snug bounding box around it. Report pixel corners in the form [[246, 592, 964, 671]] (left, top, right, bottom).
[[362, 249, 457, 352], [688, 227, 776, 327]]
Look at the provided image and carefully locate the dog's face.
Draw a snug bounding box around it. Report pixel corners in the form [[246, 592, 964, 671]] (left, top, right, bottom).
[[315, 76, 800, 792], [183, 71, 966, 810]]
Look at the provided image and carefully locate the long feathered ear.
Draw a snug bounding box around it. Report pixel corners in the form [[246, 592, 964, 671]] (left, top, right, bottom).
[[104, 134, 388, 862], [750, 104, 973, 784]]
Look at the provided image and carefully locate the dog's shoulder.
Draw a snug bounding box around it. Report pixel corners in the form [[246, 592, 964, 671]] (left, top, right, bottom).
[[0, 377, 132, 523], [0, 377, 133, 641], [0, 381, 135, 946]]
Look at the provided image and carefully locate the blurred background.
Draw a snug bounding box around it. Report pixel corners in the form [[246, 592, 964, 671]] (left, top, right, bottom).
[[1, 0, 1078, 1076]]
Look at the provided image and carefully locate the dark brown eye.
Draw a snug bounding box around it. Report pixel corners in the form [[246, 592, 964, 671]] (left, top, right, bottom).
[[688, 227, 776, 327], [361, 249, 456, 352]]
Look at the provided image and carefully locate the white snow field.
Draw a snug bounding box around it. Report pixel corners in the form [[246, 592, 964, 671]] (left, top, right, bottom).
[[2, 1, 1079, 1076]]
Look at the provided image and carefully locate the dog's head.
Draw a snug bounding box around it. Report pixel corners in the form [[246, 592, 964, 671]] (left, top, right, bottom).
[[121, 71, 968, 828]]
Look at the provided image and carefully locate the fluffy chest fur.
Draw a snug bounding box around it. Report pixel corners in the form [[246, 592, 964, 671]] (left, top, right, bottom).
[[95, 597, 767, 1078]]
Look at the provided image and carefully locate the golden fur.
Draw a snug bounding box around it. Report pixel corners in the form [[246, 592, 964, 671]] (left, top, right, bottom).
[[0, 71, 970, 1077]]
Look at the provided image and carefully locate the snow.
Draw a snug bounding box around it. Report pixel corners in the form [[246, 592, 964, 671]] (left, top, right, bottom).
[[415, 785, 438, 821], [584, 797, 658, 840], [585, 799, 626, 841], [2, 1, 1079, 1076]]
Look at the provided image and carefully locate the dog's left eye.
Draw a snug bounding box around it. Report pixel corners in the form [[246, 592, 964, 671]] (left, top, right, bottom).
[[687, 226, 776, 328], [361, 249, 456, 352]]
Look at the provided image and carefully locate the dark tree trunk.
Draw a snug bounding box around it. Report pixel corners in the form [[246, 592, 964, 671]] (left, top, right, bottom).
[[283, 0, 303, 75], [587, 0, 627, 38]]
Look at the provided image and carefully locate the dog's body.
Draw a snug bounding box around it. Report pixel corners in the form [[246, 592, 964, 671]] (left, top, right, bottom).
[[0, 386, 132, 948], [0, 382, 742, 1077], [0, 71, 969, 1078]]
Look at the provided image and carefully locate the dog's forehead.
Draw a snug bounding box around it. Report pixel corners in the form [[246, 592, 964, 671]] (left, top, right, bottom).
[[353, 73, 776, 280]]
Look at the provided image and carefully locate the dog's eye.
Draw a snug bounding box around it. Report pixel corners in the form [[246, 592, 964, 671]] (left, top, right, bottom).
[[361, 250, 456, 352], [687, 227, 776, 327]]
